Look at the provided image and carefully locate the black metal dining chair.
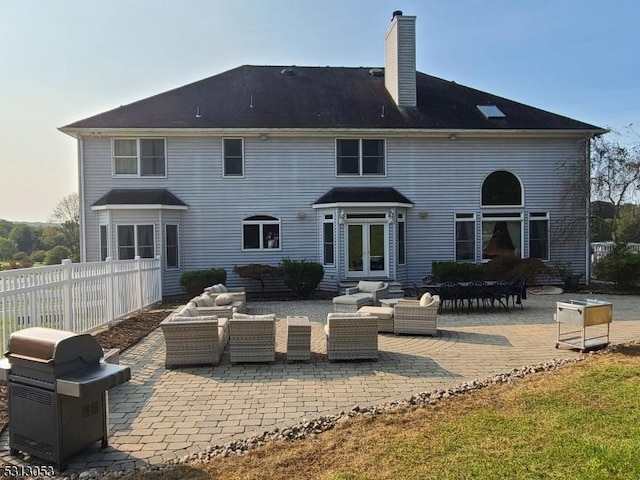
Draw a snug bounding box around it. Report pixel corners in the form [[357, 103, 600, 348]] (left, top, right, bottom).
[[509, 276, 526, 309], [466, 280, 489, 313], [490, 280, 511, 312], [439, 281, 462, 313]]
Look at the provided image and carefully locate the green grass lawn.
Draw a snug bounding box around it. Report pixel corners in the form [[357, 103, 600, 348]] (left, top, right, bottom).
[[123, 345, 640, 480]]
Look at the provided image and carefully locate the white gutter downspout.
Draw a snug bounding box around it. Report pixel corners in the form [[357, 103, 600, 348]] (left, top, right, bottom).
[[585, 135, 592, 285], [78, 137, 87, 262]]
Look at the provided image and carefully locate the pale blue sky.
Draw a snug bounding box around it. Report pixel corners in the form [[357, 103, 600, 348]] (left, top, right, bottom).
[[0, 0, 637, 222]]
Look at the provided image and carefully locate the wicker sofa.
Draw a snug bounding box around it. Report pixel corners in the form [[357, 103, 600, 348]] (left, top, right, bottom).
[[324, 312, 378, 361], [393, 294, 440, 336], [191, 292, 245, 319], [160, 308, 229, 368], [204, 284, 247, 304]]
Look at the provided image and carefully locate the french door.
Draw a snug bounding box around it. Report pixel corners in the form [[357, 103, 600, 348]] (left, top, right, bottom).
[[347, 223, 387, 277]]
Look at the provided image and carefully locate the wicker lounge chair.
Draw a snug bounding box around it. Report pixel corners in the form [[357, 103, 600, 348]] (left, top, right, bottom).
[[160, 310, 229, 368], [229, 313, 276, 363], [332, 280, 390, 312], [324, 312, 378, 361], [393, 294, 440, 336]]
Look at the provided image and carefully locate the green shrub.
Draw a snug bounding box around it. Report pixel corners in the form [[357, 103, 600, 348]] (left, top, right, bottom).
[[30, 250, 47, 263], [432, 261, 484, 282], [179, 268, 227, 298], [45, 246, 71, 265], [280, 258, 324, 298], [12, 251, 28, 261], [593, 244, 640, 289]]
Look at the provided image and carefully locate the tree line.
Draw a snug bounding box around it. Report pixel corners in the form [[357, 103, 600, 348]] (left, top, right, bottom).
[[590, 127, 640, 243], [0, 193, 79, 270]]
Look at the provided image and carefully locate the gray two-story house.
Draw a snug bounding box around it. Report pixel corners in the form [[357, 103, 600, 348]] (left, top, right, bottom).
[[60, 11, 603, 297]]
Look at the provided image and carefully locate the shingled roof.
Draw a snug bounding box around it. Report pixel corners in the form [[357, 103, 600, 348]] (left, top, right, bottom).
[[92, 189, 187, 208], [62, 65, 601, 132], [314, 187, 412, 206]]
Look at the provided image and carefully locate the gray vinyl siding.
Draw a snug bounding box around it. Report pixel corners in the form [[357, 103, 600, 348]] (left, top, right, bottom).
[[81, 133, 589, 295]]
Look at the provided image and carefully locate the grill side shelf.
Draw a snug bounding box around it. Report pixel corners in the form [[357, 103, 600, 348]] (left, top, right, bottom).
[[56, 363, 131, 398]]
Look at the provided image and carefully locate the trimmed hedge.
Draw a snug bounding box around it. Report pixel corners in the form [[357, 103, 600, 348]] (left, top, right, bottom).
[[179, 268, 227, 298], [433, 257, 553, 285], [280, 258, 324, 299], [432, 261, 484, 282]]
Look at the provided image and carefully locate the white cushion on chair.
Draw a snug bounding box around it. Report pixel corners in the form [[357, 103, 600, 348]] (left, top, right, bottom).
[[419, 292, 432, 306], [357, 281, 385, 293], [215, 293, 234, 305], [195, 294, 215, 307], [217, 283, 228, 293], [232, 313, 275, 321]]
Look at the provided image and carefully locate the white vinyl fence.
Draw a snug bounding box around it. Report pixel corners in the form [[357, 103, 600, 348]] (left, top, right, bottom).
[[0, 256, 162, 350], [591, 242, 640, 264]]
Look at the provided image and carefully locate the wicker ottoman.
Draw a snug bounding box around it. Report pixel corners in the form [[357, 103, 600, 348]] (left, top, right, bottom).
[[286, 316, 311, 362], [357, 306, 395, 333], [332, 293, 373, 312]]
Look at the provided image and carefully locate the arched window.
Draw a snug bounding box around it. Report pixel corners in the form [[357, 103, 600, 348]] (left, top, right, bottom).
[[242, 215, 280, 250], [482, 170, 522, 206]]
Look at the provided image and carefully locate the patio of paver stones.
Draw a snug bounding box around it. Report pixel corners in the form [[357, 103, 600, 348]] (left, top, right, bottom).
[[2, 292, 640, 474]]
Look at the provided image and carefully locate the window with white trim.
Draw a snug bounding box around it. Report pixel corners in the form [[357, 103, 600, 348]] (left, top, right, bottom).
[[397, 213, 406, 265], [117, 225, 155, 260], [482, 213, 522, 260], [482, 170, 522, 206], [455, 213, 476, 262], [242, 215, 280, 250], [99, 225, 108, 261], [323, 214, 334, 265], [165, 224, 179, 269], [336, 139, 385, 176], [223, 138, 244, 177], [529, 212, 549, 261], [113, 138, 166, 177]]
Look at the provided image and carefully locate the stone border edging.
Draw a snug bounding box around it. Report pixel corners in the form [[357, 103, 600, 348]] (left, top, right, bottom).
[[67, 344, 628, 480]]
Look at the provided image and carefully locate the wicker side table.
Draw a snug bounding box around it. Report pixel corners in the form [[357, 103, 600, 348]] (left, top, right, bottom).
[[287, 316, 311, 362]]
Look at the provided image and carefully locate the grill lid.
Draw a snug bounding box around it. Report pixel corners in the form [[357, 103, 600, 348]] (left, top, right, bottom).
[[6, 327, 103, 366]]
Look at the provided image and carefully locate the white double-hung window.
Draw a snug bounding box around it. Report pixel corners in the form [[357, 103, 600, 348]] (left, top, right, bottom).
[[117, 225, 155, 260], [336, 139, 385, 176], [113, 138, 166, 177]]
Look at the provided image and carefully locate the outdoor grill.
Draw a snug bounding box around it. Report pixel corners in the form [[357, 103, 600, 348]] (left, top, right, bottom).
[[555, 299, 613, 352], [0, 327, 131, 469]]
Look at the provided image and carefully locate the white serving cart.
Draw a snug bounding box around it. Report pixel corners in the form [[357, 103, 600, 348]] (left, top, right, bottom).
[[555, 299, 612, 352]]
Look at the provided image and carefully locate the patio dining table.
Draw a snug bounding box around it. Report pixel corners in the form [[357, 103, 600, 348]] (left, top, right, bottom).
[[421, 280, 511, 313]]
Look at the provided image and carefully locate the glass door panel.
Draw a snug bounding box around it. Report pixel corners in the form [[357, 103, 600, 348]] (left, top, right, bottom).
[[347, 222, 387, 277], [348, 224, 363, 273], [369, 224, 385, 272]]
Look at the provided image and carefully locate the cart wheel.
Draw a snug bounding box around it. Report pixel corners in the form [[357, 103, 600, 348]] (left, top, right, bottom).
[[10, 448, 18, 455]]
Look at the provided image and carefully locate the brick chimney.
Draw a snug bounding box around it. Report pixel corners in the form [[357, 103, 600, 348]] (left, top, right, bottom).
[[385, 10, 417, 107]]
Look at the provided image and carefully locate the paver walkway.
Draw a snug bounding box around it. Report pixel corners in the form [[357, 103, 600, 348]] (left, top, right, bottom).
[[1, 292, 639, 474]]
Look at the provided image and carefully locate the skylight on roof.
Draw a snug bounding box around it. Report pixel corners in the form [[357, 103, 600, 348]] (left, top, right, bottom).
[[477, 105, 506, 119]]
